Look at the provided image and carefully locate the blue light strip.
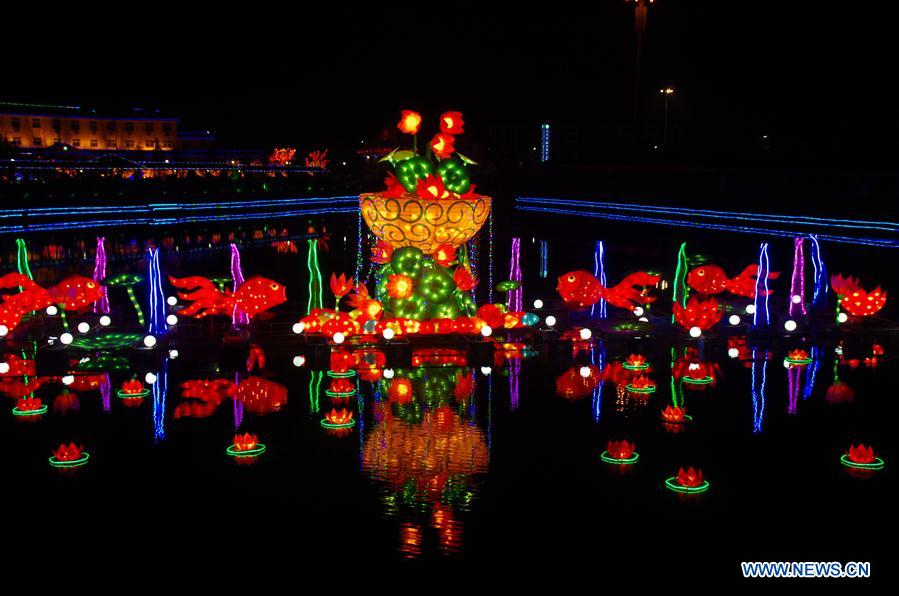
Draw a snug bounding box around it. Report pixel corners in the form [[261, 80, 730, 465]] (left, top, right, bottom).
[[752, 243, 771, 326], [147, 248, 168, 335], [590, 240, 608, 319], [153, 358, 168, 442], [751, 349, 767, 434], [809, 234, 828, 306]]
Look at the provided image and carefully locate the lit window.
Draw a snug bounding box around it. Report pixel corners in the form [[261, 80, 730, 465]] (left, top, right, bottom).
[[32, 137, 42, 146], [124, 139, 135, 148], [90, 139, 99, 148], [11, 117, 21, 129], [11, 136, 21, 146], [71, 139, 81, 147], [106, 140, 117, 148], [145, 140, 156, 149], [32, 118, 41, 128], [144, 122, 154, 133], [90, 121, 98, 131], [106, 121, 116, 131], [124, 122, 134, 133]]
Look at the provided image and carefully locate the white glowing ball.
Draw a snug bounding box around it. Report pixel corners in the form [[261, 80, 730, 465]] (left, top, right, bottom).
[[638, 317, 649, 322], [292, 355, 306, 367], [382, 328, 395, 340], [579, 328, 592, 340], [143, 335, 157, 348], [46, 305, 58, 316], [0, 362, 9, 374], [579, 366, 591, 378], [168, 349, 179, 359], [784, 319, 797, 332], [791, 295, 802, 304], [99, 315, 111, 326], [745, 304, 756, 315], [533, 299, 544, 309], [480, 325, 493, 338], [145, 372, 157, 384], [62, 374, 74, 385], [332, 332, 345, 344], [0, 325, 8, 337], [783, 359, 792, 369], [167, 296, 178, 306], [480, 366, 492, 376], [689, 326, 702, 338], [383, 368, 395, 379], [60, 332, 74, 345], [77, 322, 90, 334], [166, 314, 178, 326], [633, 306, 644, 317], [728, 347, 740, 359], [292, 322, 304, 334], [545, 315, 557, 327], [837, 312, 848, 323], [729, 314, 741, 326]]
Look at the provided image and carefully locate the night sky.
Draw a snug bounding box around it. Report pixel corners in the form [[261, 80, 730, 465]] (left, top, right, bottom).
[[7, 4, 897, 165]]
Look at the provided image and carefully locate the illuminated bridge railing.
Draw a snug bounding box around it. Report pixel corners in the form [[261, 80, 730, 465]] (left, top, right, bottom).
[[515, 197, 899, 249], [1, 196, 359, 235]]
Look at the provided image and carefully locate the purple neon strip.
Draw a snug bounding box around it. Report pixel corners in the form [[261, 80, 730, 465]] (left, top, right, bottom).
[[789, 237, 807, 316], [93, 237, 110, 314], [230, 243, 250, 326], [507, 237, 522, 312]]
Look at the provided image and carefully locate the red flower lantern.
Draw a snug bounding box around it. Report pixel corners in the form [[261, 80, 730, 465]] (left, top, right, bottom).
[[387, 274, 415, 299], [433, 244, 457, 267], [439, 111, 465, 135], [673, 296, 723, 331], [415, 174, 451, 200], [429, 134, 456, 159], [329, 273, 353, 300], [453, 268, 478, 291], [397, 110, 422, 135], [476, 304, 505, 329], [371, 239, 394, 264]]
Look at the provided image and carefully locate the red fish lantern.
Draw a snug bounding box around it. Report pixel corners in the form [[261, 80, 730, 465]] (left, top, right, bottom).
[[169, 275, 286, 318], [556, 270, 660, 310], [687, 264, 779, 298]]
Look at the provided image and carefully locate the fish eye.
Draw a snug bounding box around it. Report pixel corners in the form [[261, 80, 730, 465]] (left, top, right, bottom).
[[270, 283, 280, 290], [697, 270, 705, 276], [87, 281, 96, 287], [567, 275, 575, 282]]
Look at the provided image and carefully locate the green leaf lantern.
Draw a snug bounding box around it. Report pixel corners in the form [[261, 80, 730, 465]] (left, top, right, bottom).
[[395, 156, 433, 192], [418, 268, 455, 304], [391, 246, 424, 280], [436, 158, 471, 194], [430, 300, 461, 319], [455, 290, 478, 316], [495, 280, 521, 293], [390, 294, 429, 320]]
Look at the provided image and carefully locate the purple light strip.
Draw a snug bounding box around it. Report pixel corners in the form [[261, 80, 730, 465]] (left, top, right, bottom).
[[787, 365, 800, 415], [230, 243, 250, 327], [507, 237, 522, 312], [789, 237, 807, 316], [509, 359, 520, 410], [93, 237, 110, 314]]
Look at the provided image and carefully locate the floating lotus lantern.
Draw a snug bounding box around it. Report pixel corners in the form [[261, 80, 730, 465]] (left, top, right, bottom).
[[626, 374, 656, 394], [326, 376, 357, 398], [661, 405, 691, 424], [600, 440, 640, 464], [49, 443, 89, 468], [784, 349, 813, 366], [12, 396, 47, 417], [226, 432, 267, 458], [321, 407, 355, 431], [664, 467, 710, 494], [117, 378, 150, 399], [676, 359, 718, 387], [831, 274, 887, 318], [840, 444, 884, 471], [622, 354, 649, 371], [673, 296, 723, 331]]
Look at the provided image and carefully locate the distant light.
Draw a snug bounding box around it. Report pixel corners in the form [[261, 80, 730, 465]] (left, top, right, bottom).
[[145, 372, 157, 384], [382, 328, 395, 340], [784, 319, 797, 332], [60, 332, 74, 345], [745, 304, 756, 315], [332, 332, 345, 344], [292, 355, 306, 367], [480, 325, 493, 338], [579, 328, 592, 340], [689, 326, 702, 338], [167, 296, 178, 306], [533, 299, 544, 309], [545, 315, 557, 327], [383, 368, 395, 379], [62, 374, 74, 385], [77, 322, 90, 334], [143, 335, 157, 348], [292, 322, 305, 334], [46, 305, 58, 316], [791, 295, 802, 304], [99, 315, 111, 326], [0, 362, 9, 374], [166, 314, 178, 325], [0, 325, 8, 337], [728, 314, 741, 325], [579, 366, 591, 378], [633, 306, 644, 317], [168, 349, 179, 359], [837, 312, 848, 323], [480, 366, 492, 376], [638, 316, 649, 322], [728, 348, 740, 359]]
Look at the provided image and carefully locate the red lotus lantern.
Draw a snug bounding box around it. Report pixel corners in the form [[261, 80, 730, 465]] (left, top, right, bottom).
[[388, 378, 414, 404], [439, 111, 465, 135], [227, 432, 267, 458], [397, 110, 422, 135], [661, 405, 690, 423], [330, 351, 357, 374], [826, 380, 855, 404], [841, 444, 884, 470], [329, 273, 354, 300], [601, 440, 640, 464], [321, 408, 355, 431], [626, 374, 656, 394], [453, 268, 478, 291], [622, 354, 649, 370], [665, 466, 710, 493], [118, 378, 150, 399], [429, 134, 456, 159], [433, 244, 457, 267], [327, 377, 356, 398], [674, 296, 723, 331], [49, 442, 89, 467], [12, 396, 47, 417], [416, 173, 451, 200]]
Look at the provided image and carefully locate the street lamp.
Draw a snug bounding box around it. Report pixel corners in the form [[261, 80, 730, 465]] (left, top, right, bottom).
[[659, 86, 674, 149]]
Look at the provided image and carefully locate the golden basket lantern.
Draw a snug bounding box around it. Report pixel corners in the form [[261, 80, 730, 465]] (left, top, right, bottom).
[[360, 193, 491, 256]]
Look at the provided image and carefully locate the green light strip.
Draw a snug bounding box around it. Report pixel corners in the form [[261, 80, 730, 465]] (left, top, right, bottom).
[[784, 358, 813, 365], [126, 287, 146, 327], [626, 384, 657, 393], [326, 370, 357, 378], [49, 453, 90, 468], [320, 419, 355, 429], [840, 455, 885, 470], [325, 389, 358, 398], [622, 363, 650, 370], [664, 477, 710, 494], [671, 242, 689, 322], [226, 444, 267, 457], [306, 239, 323, 314], [600, 450, 640, 464], [116, 389, 151, 399], [12, 405, 48, 416], [682, 376, 713, 385]]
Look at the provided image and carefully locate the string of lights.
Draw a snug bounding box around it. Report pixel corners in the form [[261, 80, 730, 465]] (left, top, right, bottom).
[[539, 240, 548, 279]]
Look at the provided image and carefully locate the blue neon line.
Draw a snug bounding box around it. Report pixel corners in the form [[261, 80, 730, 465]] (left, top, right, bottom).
[[516, 197, 899, 232], [515, 206, 897, 248]]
